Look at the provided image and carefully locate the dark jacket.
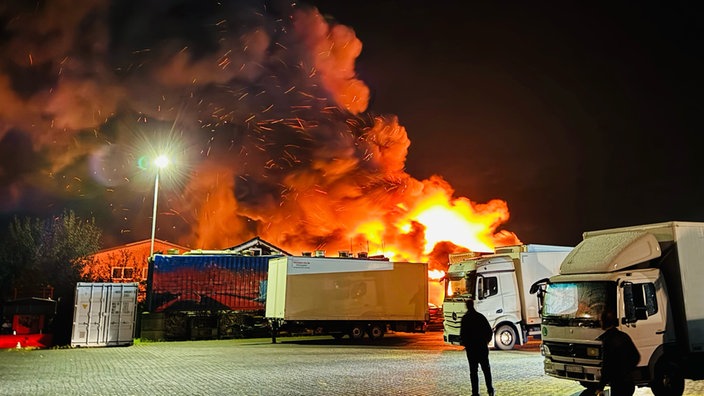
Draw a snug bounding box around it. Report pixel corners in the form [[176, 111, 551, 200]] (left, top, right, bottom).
[[460, 307, 492, 352], [598, 327, 640, 388]]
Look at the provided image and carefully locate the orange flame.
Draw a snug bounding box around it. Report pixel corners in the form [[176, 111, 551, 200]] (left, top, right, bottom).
[[428, 269, 447, 308], [336, 175, 519, 264], [428, 269, 445, 281]]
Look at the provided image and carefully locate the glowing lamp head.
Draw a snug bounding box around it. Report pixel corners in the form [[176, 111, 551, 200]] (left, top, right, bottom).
[[154, 155, 170, 169]]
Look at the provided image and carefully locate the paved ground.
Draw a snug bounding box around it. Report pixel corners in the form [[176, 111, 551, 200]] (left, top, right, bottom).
[[0, 332, 701, 396]]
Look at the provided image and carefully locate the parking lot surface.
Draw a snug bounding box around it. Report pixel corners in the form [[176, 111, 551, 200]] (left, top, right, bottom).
[[0, 332, 701, 395]]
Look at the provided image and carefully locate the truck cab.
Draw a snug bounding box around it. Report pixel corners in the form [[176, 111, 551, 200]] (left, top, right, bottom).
[[443, 245, 570, 350], [538, 222, 704, 396], [540, 269, 668, 388]]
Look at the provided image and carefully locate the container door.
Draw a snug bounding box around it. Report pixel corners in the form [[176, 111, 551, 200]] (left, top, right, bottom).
[[72, 283, 137, 347], [71, 283, 109, 347], [106, 284, 137, 346], [106, 286, 119, 345], [94, 285, 109, 346]]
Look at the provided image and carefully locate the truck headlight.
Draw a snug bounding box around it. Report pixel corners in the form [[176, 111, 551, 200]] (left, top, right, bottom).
[[587, 347, 599, 357], [541, 344, 551, 356]]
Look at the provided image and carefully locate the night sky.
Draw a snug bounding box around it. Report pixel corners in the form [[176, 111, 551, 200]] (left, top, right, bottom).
[[310, 1, 703, 246], [0, 1, 701, 252]]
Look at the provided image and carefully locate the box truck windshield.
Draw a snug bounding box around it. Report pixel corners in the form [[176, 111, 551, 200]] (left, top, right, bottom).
[[542, 281, 615, 327]]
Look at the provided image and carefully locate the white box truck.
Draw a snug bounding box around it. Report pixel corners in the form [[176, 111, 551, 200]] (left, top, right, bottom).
[[537, 221, 704, 396], [443, 244, 571, 350], [265, 256, 428, 341], [71, 282, 138, 347]]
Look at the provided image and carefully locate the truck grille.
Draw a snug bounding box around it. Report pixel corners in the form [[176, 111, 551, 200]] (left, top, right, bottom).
[[544, 341, 601, 360]]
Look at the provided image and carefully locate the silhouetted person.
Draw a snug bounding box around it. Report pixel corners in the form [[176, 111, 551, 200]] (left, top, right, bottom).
[[596, 310, 640, 396], [460, 299, 494, 396]]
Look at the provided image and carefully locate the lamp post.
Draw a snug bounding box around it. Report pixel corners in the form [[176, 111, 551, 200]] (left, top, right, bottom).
[[150, 155, 170, 256]]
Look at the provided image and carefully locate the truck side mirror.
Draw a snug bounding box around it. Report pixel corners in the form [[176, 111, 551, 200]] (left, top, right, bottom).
[[529, 278, 550, 294], [530, 278, 550, 315], [622, 281, 650, 324], [477, 277, 484, 300], [621, 281, 638, 324]]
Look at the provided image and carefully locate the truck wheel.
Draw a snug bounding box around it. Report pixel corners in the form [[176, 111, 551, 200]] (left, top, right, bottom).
[[494, 324, 516, 350], [368, 325, 384, 340], [350, 325, 365, 339], [651, 359, 685, 396]]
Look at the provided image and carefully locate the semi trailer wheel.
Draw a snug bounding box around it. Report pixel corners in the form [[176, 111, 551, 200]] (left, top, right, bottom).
[[350, 325, 365, 339], [368, 325, 384, 340]]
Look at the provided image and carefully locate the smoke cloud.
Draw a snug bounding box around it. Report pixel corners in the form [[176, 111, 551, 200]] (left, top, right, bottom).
[[0, 0, 518, 268]]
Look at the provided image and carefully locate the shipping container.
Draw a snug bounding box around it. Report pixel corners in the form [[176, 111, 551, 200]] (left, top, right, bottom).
[[71, 282, 138, 347], [143, 254, 277, 341], [147, 254, 272, 312]]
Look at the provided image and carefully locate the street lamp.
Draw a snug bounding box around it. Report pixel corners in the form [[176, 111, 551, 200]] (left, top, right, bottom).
[[150, 155, 170, 256]]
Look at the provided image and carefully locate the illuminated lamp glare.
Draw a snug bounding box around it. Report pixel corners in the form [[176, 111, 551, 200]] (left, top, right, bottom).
[[154, 155, 170, 169]]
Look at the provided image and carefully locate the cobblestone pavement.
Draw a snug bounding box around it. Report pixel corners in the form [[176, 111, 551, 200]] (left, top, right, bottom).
[[0, 332, 701, 396]]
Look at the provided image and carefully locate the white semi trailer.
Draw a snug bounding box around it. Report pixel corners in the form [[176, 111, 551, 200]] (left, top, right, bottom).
[[265, 255, 428, 341], [537, 221, 704, 396], [443, 244, 571, 350]]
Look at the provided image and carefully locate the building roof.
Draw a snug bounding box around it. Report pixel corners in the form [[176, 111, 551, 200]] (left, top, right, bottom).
[[224, 236, 292, 256], [93, 238, 191, 255], [91, 237, 290, 259]]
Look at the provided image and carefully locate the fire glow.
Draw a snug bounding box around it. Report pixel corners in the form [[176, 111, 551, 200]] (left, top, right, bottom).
[[0, 1, 521, 304]]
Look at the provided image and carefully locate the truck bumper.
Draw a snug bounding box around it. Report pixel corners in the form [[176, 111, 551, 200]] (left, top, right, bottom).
[[544, 358, 601, 383]]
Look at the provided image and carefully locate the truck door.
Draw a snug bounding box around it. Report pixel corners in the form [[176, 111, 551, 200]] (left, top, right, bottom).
[[620, 279, 666, 368], [475, 275, 502, 326]]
